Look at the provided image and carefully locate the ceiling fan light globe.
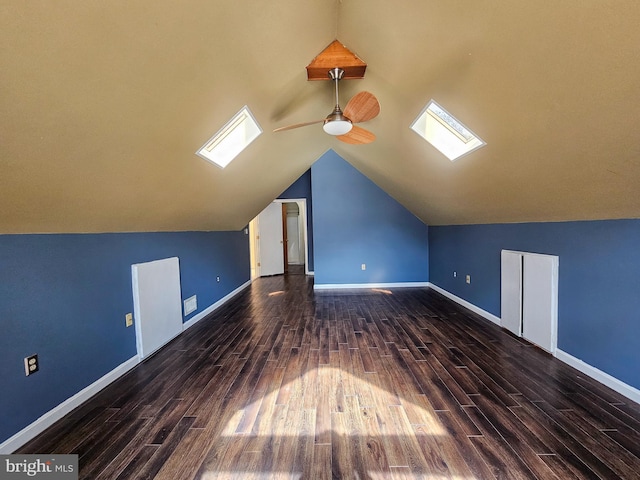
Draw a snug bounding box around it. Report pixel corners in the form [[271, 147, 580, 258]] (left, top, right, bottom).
[[323, 119, 353, 135]]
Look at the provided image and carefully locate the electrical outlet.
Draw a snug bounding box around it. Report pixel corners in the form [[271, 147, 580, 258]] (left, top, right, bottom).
[[453, 271, 457, 278], [466, 274, 471, 284], [361, 264, 366, 270], [216, 276, 220, 283], [125, 313, 133, 327], [24, 354, 39, 376]]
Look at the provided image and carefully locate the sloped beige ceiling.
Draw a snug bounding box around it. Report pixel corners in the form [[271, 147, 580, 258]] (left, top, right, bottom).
[[2, 1, 640, 233]]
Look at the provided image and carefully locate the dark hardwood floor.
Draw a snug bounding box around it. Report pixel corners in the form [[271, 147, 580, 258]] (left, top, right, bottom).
[[18, 273, 640, 479]]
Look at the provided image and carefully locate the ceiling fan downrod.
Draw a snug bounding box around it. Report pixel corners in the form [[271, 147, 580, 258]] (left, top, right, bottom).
[[323, 68, 353, 135]]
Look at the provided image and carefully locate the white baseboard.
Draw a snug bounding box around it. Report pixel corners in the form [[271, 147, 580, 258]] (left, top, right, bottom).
[[426, 283, 640, 405], [555, 350, 640, 404], [0, 356, 140, 454], [427, 283, 502, 326], [314, 281, 429, 290], [1, 280, 255, 454], [183, 280, 252, 330]]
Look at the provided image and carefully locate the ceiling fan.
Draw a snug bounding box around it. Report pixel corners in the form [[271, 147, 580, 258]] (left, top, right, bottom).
[[273, 67, 380, 144]]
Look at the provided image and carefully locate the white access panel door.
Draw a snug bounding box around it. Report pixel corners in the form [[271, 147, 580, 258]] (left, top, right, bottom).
[[131, 257, 183, 359], [258, 202, 284, 276], [522, 254, 559, 353], [501, 250, 523, 336]]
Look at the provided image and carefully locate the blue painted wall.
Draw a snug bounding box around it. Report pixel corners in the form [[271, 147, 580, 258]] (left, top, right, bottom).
[[6, 148, 638, 450], [278, 169, 314, 272], [429, 220, 640, 390], [311, 150, 429, 285], [0, 230, 249, 445]]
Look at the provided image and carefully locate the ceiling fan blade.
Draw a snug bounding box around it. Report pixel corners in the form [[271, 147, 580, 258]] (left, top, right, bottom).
[[343, 91, 380, 124], [337, 125, 376, 145], [273, 119, 324, 133]]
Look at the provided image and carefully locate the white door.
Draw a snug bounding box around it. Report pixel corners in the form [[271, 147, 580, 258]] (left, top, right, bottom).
[[501, 250, 523, 336], [257, 202, 284, 276], [131, 257, 183, 359], [522, 254, 559, 353], [286, 213, 301, 264]]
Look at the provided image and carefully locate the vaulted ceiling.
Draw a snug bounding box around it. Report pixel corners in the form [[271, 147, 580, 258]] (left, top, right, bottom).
[[2, 1, 640, 233]]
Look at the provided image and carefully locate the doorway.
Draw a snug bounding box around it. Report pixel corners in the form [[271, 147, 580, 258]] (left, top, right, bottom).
[[249, 199, 309, 279]]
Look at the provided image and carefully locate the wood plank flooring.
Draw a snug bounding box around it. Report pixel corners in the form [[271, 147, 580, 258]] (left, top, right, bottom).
[[18, 273, 640, 479]]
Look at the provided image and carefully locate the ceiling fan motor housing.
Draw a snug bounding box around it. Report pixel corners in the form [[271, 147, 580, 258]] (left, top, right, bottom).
[[323, 106, 352, 135]]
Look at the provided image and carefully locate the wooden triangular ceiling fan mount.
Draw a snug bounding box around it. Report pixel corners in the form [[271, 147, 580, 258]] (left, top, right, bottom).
[[274, 40, 379, 145], [306, 40, 367, 81]]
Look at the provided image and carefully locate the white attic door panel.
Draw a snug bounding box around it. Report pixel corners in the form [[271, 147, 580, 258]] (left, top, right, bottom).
[[501, 250, 523, 336], [522, 254, 559, 353], [131, 257, 183, 359]]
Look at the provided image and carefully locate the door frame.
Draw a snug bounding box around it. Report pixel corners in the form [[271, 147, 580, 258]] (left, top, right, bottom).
[[249, 198, 310, 278]]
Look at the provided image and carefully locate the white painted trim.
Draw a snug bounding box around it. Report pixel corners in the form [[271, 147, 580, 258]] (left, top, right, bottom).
[[555, 349, 640, 405], [183, 280, 252, 330], [0, 279, 254, 454], [314, 282, 429, 290], [266, 198, 312, 276], [272, 199, 309, 275], [0, 356, 140, 454], [425, 283, 640, 404], [427, 283, 502, 326], [307, 271, 314, 276]]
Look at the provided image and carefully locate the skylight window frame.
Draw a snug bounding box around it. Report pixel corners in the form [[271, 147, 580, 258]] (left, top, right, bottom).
[[196, 105, 262, 169], [410, 99, 486, 161]]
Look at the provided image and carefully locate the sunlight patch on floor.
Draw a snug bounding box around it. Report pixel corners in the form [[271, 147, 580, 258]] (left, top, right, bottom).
[[201, 471, 475, 479], [371, 288, 393, 295], [223, 365, 447, 437]]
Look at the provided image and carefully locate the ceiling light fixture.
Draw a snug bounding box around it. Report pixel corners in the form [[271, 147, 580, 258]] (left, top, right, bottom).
[[323, 106, 352, 135]]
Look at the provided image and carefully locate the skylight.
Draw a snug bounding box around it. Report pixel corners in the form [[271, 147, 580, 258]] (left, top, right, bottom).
[[196, 106, 262, 168], [410, 100, 485, 161]]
